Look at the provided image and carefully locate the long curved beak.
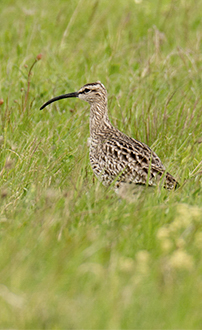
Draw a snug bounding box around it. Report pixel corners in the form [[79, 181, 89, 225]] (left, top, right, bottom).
[[40, 92, 78, 110]]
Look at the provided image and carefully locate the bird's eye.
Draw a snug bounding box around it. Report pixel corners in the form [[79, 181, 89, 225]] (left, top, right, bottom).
[[84, 88, 90, 93]]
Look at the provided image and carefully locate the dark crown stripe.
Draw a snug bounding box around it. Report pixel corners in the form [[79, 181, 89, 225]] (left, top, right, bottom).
[[83, 82, 105, 89]]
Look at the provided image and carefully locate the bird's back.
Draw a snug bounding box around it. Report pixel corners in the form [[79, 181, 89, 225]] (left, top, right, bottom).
[[89, 124, 178, 190]]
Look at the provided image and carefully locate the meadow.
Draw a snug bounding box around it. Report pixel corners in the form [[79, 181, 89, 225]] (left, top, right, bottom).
[[0, 0, 202, 328]]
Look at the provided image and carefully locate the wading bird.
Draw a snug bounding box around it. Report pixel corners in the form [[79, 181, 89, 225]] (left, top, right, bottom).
[[40, 81, 179, 191]]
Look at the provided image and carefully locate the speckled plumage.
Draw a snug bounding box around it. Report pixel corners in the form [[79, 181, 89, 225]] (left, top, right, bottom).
[[40, 81, 179, 190]]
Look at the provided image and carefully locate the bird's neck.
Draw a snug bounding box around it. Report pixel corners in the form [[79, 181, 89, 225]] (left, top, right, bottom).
[[90, 103, 112, 136]]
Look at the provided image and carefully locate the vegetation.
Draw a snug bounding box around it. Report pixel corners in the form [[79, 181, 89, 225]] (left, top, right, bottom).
[[0, 0, 202, 328]]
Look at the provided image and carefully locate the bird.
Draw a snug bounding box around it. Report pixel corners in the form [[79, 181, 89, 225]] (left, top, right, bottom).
[[40, 81, 179, 191]]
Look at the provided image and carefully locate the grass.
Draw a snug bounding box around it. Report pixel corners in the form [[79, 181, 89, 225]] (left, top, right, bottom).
[[0, 0, 202, 328]]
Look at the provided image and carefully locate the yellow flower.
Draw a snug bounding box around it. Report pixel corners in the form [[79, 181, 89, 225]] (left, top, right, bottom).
[[156, 227, 170, 240], [168, 250, 194, 271]]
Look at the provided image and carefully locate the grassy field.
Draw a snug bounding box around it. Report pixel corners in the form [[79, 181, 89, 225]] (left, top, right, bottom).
[[0, 0, 202, 328]]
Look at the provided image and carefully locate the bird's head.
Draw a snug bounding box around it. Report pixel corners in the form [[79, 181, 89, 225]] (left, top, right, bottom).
[[40, 81, 107, 110]]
